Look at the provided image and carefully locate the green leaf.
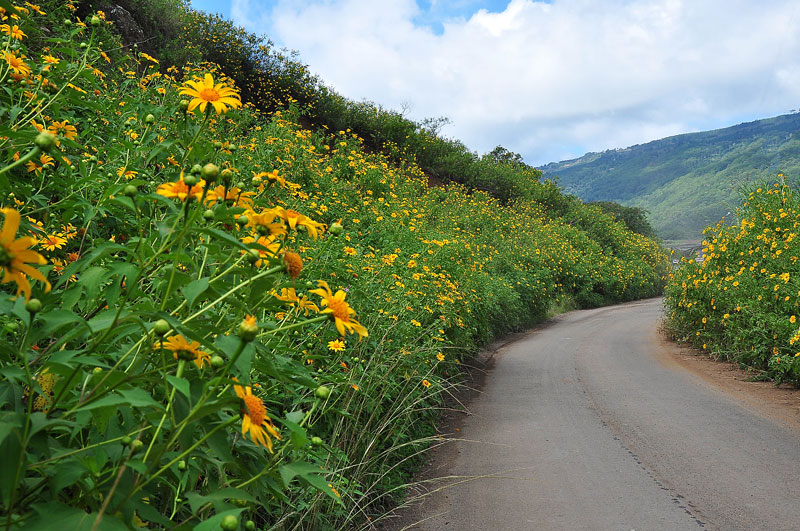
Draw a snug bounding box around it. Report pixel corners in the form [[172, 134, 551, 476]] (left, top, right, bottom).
[[280, 415, 308, 450], [167, 375, 191, 402], [34, 309, 88, 338], [117, 388, 162, 409], [27, 501, 129, 530], [182, 278, 209, 308], [196, 227, 251, 251], [185, 488, 255, 513], [191, 508, 245, 531], [80, 388, 162, 412], [87, 309, 130, 333], [279, 462, 342, 503]]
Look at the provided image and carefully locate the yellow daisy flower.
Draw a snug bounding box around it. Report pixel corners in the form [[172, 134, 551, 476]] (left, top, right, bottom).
[[234, 380, 281, 452], [310, 280, 368, 338], [179, 73, 242, 114], [0, 208, 51, 300], [160, 334, 210, 369]]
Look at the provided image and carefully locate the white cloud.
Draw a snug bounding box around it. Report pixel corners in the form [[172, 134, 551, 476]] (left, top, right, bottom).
[[231, 0, 800, 165]]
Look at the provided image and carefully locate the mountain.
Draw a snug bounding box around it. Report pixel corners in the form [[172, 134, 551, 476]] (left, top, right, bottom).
[[539, 113, 800, 240]]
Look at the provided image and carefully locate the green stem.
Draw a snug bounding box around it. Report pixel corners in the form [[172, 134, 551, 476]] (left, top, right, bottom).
[[260, 315, 329, 336], [128, 416, 237, 499], [0, 146, 41, 176], [143, 360, 186, 463]]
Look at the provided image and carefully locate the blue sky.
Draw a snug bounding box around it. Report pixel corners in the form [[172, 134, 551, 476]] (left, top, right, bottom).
[[190, 1, 514, 33], [187, 1, 800, 166]]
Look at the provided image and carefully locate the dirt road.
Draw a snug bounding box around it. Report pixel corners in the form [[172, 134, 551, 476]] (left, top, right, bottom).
[[385, 298, 800, 530]]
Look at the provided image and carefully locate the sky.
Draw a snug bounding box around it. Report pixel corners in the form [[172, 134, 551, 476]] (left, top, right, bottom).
[[188, 0, 800, 166]]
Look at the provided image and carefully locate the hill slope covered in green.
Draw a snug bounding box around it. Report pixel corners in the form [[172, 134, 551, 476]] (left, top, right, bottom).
[[539, 113, 800, 240]]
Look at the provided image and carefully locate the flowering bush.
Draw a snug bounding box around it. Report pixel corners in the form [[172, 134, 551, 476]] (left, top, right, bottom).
[[0, 2, 669, 529], [664, 180, 800, 384]]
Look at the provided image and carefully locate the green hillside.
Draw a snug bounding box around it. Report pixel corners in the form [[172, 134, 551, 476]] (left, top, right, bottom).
[[539, 113, 800, 239]]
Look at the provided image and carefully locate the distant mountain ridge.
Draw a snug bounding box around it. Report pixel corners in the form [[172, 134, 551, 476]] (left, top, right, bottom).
[[539, 113, 800, 239]]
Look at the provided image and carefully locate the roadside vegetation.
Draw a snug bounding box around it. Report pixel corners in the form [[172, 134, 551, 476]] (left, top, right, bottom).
[[664, 179, 800, 385], [0, 1, 669, 529]]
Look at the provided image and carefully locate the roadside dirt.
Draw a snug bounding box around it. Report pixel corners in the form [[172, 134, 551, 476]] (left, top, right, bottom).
[[374, 324, 551, 530], [653, 330, 800, 432]]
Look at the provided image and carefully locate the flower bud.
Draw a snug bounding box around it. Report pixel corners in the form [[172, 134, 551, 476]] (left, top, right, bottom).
[[203, 209, 215, 221], [145, 114, 156, 124], [90, 15, 101, 26], [179, 100, 190, 112], [329, 222, 343, 236], [34, 132, 57, 152], [315, 385, 331, 399], [311, 436, 323, 446], [130, 439, 143, 453], [237, 315, 258, 342], [190, 164, 203, 175], [183, 174, 198, 187], [153, 319, 170, 336], [210, 355, 225, 368], [220, 515, 239, 531], [201, 163, 219, 182], [236, 215, 249, 226], [123, 184, 137, 197], [25, 298, 42, 313]]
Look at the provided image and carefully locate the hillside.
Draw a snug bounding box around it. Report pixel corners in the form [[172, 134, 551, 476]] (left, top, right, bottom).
[[539, 113, 800, 240]]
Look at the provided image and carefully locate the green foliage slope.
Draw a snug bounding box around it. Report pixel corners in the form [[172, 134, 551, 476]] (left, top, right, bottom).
[[540, 113, 800, 239]]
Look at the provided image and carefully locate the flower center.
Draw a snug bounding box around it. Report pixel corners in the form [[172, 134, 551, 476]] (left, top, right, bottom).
[[0, 245, 13, 266], [243, 394, 266, 426], [199, 88, 221, 102], [327, 298, 350, 321]]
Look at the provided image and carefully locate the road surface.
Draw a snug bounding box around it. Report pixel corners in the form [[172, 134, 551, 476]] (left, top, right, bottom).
[[386, 298, 800, 530]]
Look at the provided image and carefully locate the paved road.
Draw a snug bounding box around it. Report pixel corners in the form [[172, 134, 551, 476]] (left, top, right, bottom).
[[389, 298, 800, 531]]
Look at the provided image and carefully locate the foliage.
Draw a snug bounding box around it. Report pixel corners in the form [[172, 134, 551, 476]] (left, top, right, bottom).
[[0, 2, 669, 529], [664, 180, 800, 385], [541, 113, 800, 239], [588, 201, 656, 238]]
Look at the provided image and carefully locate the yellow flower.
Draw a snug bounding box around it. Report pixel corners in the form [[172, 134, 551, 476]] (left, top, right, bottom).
[[422, 379, 431, 388], [156, 174, 206, 202], [1, 24, 26, 40], [327, 339, 346, 352], [49, 120, 77, 140], [234, 380, 281, 451], [2, 50, 30, 77], [310, 280, 368, 338], [205, 185, 254, 208], [245, 208, 286, 237], [241, 235, 281, 267], [273, 287, 319, 315], [39, 233, 67, 251], [25, 153, 54, 173], [0, 208, 51, 300], [273, 206, 325, 239], [179, 73, 242, 114], [436, 352, 445, 362], [31, 369, 55, 412], [160, 334, 210, 369]]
